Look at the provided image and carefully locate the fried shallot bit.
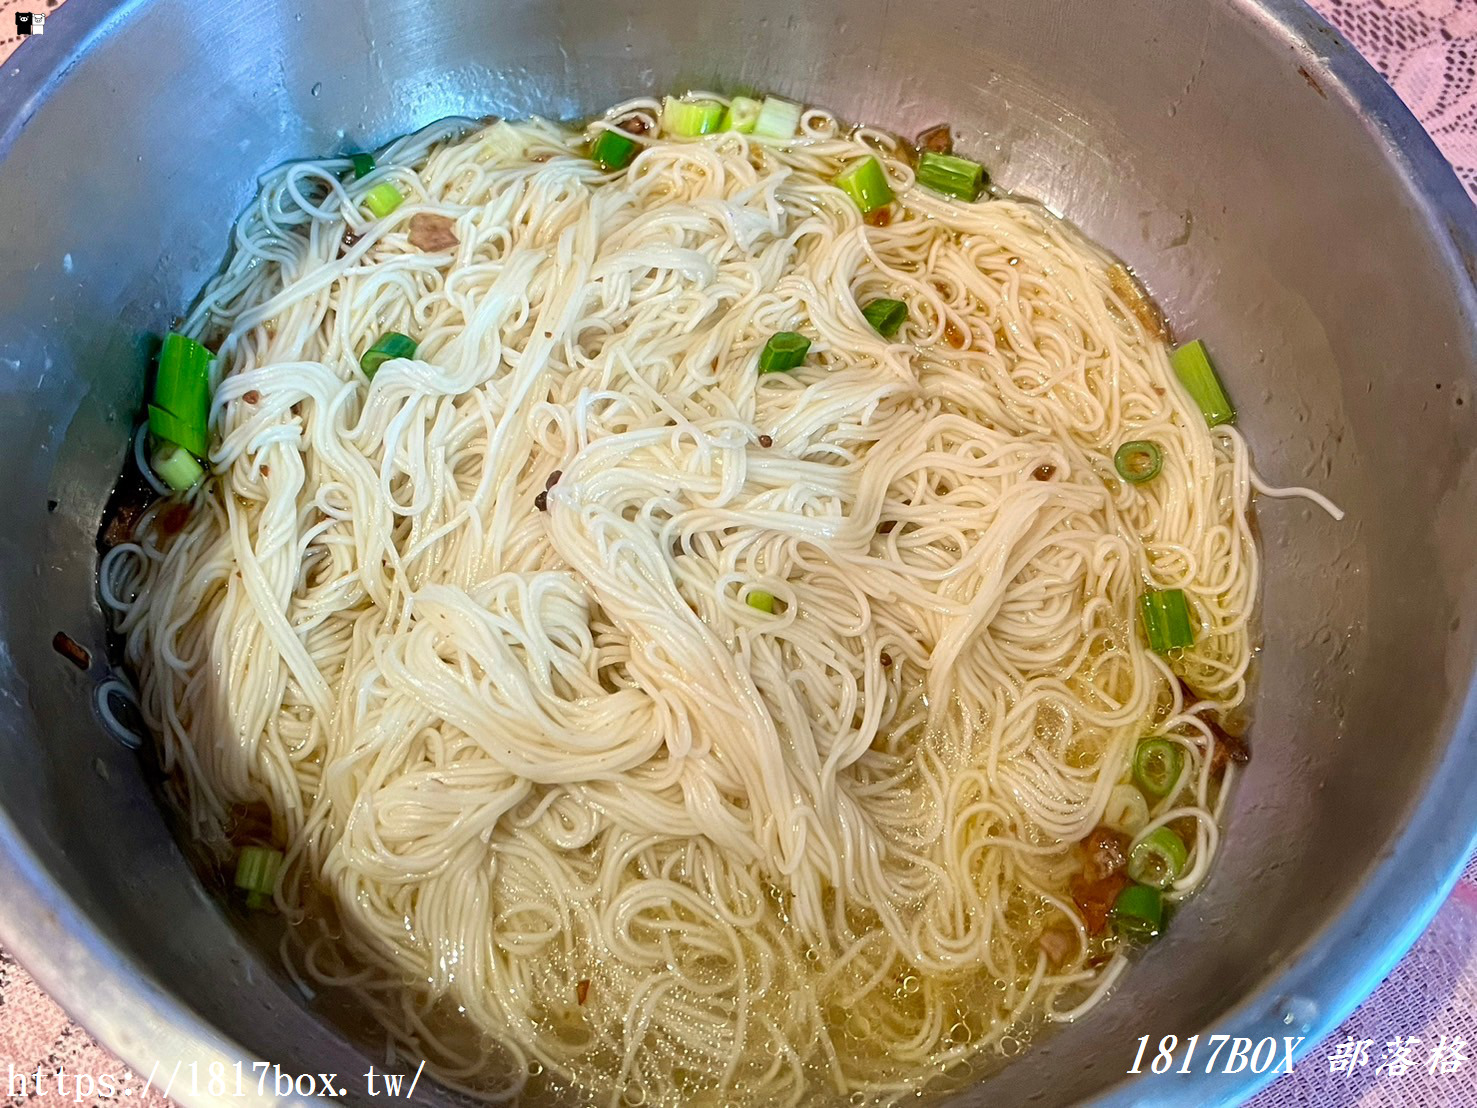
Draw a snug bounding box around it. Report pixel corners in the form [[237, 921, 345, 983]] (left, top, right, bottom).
[[1071, 871, 1129, 935], [1169, 815, 1201, 845], [1107, 262, 1170, 342], [1038, 926, 1076, 966], [1179, 677, 1252, 775], [158, 502, 192, 536], [1032, 464, 1057, 481], [617, 115, 650, 135], [52, 632, 90, 671], [408, 213, 459, 252], [915, 123, 953, 156], [576, 979, 592, 1005], [100, 488, 148, 549], [1080, 826, 1129, 882], [1209, 724, 1252, 776]]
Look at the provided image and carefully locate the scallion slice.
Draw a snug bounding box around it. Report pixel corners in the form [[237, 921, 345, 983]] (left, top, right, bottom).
[[747, 589, 776, 613], [148, 404, 208, 461], [363, 182, 404, 219], [835, 156, 894, 215], [862, 298, 908, 338], [1103, 782, 1150, 834], [349, 153, 375, 180], [758, 331, 811, 374], [753, 96, 802, 139], [1127, 827, 1189, 889], [234, 845, 283, 910], [1133, 738, 1186, 798], [591, 129, 639, 170], [1170, 339, 1236, 427], [662, 96, 725, 137], [1111, 883, 1165, 941], [1114, 440, 1163, 484], [360, 331, 417, 377], [1139, 588, 1196, 653], [151, 441, 205, 493], [916, 151, 987, 202], [724, 96, 762, 133], [150, 333, 212, 457]]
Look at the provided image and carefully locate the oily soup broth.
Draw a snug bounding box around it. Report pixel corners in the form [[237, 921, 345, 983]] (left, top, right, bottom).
[[96, 93, 1311, 1106]]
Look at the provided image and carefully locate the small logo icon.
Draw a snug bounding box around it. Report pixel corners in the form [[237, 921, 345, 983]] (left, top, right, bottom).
[[15, 11, 46, 35]]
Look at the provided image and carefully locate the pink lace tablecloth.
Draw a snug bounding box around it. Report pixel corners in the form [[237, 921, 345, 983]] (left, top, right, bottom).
[[1, 1, 1475, 1106]]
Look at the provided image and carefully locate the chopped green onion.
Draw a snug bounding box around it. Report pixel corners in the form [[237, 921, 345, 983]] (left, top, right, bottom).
[[591, 129, 639, 170], [349, 153, 375, 179], [916, 151, 987, 202], [862, 298, 908, 338], [360, 331, 417, 377], [155, 333, 212, 406], [1114, 440, 1163, 484], [234, 845, 283, 909], [151, 441, 205, 492], [363, 182, 404, 219], [757, 331, 811, 374], [662, 96, 725, 137], [234, 846, 282, 892], [1170, 339, 1236, 427], [1111, 883, 1165, 941], [834, 156, 894, 215], [1127, 827, 1190, 889], [148, 404, 208, 461], [753, 96, 802, 139], [150, 332, 212, 457], [747, 589, 776, 613], [1103, 782, 1150, 834], [1133, 738, 1186, 798], [724, 96, 763, 133], [1139, 588, 1196, 653]]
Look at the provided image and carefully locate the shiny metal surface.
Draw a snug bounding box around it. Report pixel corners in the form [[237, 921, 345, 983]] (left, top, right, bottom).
[[1, 1, 1476, 1105]]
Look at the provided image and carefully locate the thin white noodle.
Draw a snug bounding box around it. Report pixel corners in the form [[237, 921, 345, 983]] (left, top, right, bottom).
[[99, 542, 146, 613], [1045, 953, 1130, 1022], [1249, 469, 1346, 520], [94, 678, 143, 749], [102, 104, 1295, 1106], [133, 421, 171, 497]]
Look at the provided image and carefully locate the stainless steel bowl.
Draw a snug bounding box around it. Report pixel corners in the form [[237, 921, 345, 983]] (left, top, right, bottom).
[[2, 1, 1476, 1104]]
